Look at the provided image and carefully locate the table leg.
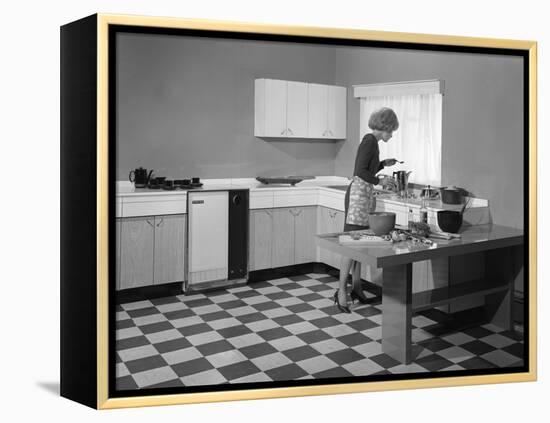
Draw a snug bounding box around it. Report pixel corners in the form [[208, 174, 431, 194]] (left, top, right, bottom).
[[484, 246, 520, 331], [382, 263, 413, 364]]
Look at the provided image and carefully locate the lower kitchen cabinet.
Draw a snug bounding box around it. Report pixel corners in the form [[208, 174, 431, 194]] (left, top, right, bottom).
[[294, 207, 317, 264], [117, 214, 186, 291], [119, 216, 155, 290], [154, 214, 186, 285], [249, 209, 273, 271], [317, 206, 344, 269], [115, 218, 121, 290], [271, 208, 295, 268], [249, 206, 318, 270]]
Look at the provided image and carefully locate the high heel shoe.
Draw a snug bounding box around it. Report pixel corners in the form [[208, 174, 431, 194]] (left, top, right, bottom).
[[333, 290, 351, 314], [350, 288, 370, 305]]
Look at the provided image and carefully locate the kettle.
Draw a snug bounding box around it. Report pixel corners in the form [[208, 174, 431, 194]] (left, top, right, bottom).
[[129, 167, 154, 188], [392, 170, 412, 197]]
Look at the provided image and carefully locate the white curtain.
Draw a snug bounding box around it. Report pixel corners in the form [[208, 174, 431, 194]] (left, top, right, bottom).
[[359, 94, 442, 186]]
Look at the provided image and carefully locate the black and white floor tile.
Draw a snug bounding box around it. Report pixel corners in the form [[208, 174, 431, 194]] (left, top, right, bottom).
[[115, 273, 524, 390]]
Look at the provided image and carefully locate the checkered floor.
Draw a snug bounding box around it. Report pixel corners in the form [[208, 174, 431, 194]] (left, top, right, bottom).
[[115, 273, 524, 390]]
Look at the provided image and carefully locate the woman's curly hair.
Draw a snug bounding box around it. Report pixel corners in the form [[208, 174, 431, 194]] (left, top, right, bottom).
[[368, 107, 399, 132]]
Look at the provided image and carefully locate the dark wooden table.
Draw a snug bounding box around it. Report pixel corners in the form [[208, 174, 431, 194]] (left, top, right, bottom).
[[315, 224, 524, 364]]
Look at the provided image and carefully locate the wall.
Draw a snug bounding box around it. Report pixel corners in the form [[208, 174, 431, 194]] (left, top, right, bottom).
[[116, 33, 338, 181], [333, 46, 524, 228], [117, 34, 525, 229]]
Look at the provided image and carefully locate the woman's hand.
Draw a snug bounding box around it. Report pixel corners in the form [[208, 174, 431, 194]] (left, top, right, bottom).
[[379, 176, 397, 190], [383, 158, 400, 166]]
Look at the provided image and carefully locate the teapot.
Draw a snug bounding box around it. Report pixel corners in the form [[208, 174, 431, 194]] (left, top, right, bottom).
[[129, 167, 154, 188], [392, 170, 412, 197]]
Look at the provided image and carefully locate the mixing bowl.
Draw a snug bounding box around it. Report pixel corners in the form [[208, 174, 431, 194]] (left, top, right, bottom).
[[437, 210, 463, 233], [368, 212, 396, 235]]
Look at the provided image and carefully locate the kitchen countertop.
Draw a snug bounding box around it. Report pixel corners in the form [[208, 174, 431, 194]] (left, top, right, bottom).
[[116, 177, 487, 212]]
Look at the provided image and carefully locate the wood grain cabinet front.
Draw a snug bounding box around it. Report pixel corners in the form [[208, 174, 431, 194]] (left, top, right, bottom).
[[119, 216, 155, 290], [294, 206, 318, 264], [249, 209, 274, 271], [117, 214, 186, 290], [317, 207, 345, 269], [154, 214, 186, 285], [249, 206, 319, 270], [271, 208, 296, 268]]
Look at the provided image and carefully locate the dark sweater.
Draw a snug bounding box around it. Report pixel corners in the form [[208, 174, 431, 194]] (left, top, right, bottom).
[[353, 133, 384, 185]]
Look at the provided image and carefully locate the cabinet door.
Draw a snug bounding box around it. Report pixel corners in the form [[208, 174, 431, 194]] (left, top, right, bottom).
[[316, 206, 331, 265], [328, 210, 345, 269], [294, 206, 317, 264], [307, 83, 328, 138], [328, 85, 347, 139], [271, 208, 295, 268], [115, 218, 122, 290], [119, 217, 154, 290], [263, 79, 287, 137], [154, 214, 186, 285], [286, 81, 308, 137], [317, 207, 341, 268], [249, 209, 273, 271]]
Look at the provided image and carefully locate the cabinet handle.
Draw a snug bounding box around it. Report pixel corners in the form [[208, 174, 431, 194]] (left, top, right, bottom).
[[323, 129, 328, 137], [295, 208, 302, 216], [264, 210, 272, 217], [156, 217, 164, 227], [281, 129, 286, 135], [287, 128, 294, 135], [329, 210, 337, 218], [146, 219, 154, 227]]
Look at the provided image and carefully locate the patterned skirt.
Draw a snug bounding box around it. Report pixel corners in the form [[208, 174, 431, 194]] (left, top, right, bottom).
[[344, 176, 376, 230]]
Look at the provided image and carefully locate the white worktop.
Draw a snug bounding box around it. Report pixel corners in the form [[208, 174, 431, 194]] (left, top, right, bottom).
[[116, 176, 489, 221]]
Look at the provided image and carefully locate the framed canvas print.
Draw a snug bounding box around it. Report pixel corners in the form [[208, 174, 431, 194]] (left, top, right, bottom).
[[60, 13, 537, 409]]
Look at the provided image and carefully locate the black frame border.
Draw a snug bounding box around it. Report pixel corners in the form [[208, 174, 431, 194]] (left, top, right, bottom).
[[106, 23, 530, 400]]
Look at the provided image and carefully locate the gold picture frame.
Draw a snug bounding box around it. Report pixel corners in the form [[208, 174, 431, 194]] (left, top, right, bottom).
[[60, 13, 537, 409]]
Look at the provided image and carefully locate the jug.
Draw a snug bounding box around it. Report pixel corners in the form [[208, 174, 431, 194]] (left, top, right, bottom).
[[129, 167, 154, 188], [392, 170, 412, 197]]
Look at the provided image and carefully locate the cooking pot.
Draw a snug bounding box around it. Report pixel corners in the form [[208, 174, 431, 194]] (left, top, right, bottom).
[[440, 186, 464, 204]]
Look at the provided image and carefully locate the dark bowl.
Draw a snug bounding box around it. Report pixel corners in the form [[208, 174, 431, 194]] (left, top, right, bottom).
[[440, 187, 464, 204], [368, 212, 396, 235], [437, 210, 463, 233]]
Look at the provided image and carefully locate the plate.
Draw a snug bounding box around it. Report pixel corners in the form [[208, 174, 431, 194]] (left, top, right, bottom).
[[256, 176, 303, 186]]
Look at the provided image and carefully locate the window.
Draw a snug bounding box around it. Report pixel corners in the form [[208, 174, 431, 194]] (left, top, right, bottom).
[[354, 80, 443, 186]]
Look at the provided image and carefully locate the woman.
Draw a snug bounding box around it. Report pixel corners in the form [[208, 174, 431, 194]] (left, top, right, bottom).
[[334, 107, 400, 313]]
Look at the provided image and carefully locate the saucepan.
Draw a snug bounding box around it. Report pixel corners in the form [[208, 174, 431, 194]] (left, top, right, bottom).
[[440, 186, 466, 204]]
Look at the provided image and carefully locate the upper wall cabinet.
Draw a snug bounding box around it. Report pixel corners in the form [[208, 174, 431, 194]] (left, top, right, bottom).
[[254, 79, 308, 138], [308, 83, 347, 139], [254, 78, 346, 140]]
